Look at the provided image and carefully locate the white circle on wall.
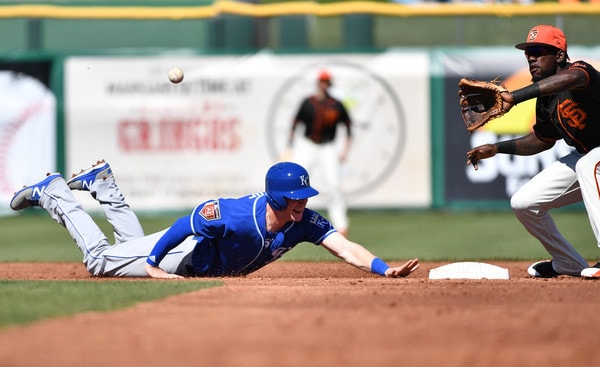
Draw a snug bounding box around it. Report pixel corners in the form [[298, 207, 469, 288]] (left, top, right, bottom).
[[0, 71, 56, 213], [266, 61, 406, 197]]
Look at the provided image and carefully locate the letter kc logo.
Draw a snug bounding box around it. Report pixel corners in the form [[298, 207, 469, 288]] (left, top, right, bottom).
[[299, 175, 309, 187]]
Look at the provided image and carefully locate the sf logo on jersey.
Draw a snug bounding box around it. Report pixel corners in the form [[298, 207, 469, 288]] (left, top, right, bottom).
[[558, 99, 587, 129]]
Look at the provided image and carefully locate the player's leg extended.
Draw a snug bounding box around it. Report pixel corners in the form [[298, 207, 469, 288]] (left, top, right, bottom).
[[11, 173, 112, 276], [575, 147, 600, 248], [67, 160, 144, 243], [511, 151, 588, 275]]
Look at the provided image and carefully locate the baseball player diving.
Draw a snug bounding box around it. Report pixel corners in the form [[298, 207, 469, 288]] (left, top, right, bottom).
[[10, 160, 419, 279], [465, 25, 600, 278]]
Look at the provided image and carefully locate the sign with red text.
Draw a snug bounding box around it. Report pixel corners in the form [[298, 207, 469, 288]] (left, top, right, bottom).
[[65, 52, 430, 211]]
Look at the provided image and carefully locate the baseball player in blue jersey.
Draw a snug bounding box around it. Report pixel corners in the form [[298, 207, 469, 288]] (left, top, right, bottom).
[[10, 160, 419, 279]]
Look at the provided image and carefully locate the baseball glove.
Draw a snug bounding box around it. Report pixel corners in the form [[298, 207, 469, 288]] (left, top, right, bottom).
[[458, 78, 509, 132]]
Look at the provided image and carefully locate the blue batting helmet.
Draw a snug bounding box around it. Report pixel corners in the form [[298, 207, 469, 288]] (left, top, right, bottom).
[[265, 162, 319, 210]]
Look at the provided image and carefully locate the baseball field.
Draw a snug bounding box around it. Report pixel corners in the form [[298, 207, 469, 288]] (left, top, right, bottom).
[[1, 209, 599, 366]]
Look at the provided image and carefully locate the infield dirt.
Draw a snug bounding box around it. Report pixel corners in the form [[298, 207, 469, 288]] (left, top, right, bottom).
[[1, 261, 599, 367]]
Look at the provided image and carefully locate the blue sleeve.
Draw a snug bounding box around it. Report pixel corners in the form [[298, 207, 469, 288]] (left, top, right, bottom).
[[147, 215, 194, 267]]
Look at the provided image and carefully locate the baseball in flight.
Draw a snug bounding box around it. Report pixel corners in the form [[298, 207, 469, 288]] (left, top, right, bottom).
[[168, 67, 184, 84]]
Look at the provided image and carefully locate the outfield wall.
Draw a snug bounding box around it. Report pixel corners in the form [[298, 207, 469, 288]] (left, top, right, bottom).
[[1, 2, 599, 213], [3, 46, 600, 214], [1, 2, 600, 51], [62, 52, 431, 211]]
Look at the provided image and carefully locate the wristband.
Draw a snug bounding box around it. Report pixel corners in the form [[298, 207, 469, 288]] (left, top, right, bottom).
[[496, 140, 517, 155], [371, 257, 390, 276], [511, 84, 540, 104]]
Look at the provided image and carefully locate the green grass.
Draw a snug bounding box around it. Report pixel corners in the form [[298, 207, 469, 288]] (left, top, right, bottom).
[[0, 212, 224, 330], [0, 209, 596, 330], [0, 280, 221, 329], [282, 209, 597, 262], [1, 209, 595, 263], [0, 212, 180, 262]]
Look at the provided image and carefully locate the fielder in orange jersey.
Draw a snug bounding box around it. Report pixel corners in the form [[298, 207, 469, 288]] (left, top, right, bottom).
[[466, 25, 600, 278], [288, 70, 352, 237]]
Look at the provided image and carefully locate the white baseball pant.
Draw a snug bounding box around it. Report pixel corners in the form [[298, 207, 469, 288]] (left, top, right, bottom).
[[511, 148, 600, 275], [39, 175, 195, 277], [292, 136, 348, 232]]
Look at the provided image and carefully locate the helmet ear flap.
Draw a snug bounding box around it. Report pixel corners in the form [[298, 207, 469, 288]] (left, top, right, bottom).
[[266, 193, 287, 210]]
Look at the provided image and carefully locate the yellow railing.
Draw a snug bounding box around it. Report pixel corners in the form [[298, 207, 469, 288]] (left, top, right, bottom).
[[0, 1, 599, 19]]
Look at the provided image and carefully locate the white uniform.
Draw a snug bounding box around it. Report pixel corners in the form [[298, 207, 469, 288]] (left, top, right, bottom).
[[501, 57, 600, 276], [290, 86, 351, 234], [511, 148, 600, 275], [292, 136, 348, 232]]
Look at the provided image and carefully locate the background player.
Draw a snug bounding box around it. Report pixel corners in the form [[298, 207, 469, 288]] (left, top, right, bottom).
[[10, 160, 419, 279], [466, 25, 600, 278], [288, 70, 352, 237]]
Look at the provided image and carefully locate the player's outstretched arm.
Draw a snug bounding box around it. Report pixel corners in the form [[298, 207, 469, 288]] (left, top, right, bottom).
[[321, 232, 419, 277]]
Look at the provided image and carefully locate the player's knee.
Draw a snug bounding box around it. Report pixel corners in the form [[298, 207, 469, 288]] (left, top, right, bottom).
[[510, 190, 532, 212]]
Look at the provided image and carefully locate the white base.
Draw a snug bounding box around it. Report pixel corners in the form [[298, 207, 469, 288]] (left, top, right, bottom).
[[429, 262, 510, 280]]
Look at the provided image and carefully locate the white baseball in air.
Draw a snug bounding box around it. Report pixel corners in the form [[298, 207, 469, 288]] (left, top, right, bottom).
[[168, 67, 184, 84]]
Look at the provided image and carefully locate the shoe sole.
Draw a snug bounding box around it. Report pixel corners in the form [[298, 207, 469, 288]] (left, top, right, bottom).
[[581, 268, 600, 278]]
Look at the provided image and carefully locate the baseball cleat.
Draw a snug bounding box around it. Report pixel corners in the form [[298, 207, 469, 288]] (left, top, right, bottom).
[[581, 262, 600, 278], [527, 260, 560, 278], [581, 267, 600, 278], [10, 173, 62, 210], [67, 160, 112, 191]]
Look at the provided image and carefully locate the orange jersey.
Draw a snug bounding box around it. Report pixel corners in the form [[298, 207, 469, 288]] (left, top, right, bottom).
[[293, 94, 351, 144]]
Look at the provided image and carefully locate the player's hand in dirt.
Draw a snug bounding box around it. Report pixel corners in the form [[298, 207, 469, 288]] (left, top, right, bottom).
[[466, 144, 498, 170], [145, 264, 185, 279], [385, 258, 420, 277]]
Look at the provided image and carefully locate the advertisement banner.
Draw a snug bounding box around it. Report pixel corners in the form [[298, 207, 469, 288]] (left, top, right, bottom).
[[65, 51, 431, 211], [440, 47, 600, 206], [0, 61, 55, 215]]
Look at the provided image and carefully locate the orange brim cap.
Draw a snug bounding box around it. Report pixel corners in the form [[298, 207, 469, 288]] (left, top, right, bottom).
[[515, 25, 567, 51]]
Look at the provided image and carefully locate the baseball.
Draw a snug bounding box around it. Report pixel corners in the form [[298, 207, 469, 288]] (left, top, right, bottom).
[[168, 67, 184, 84]]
